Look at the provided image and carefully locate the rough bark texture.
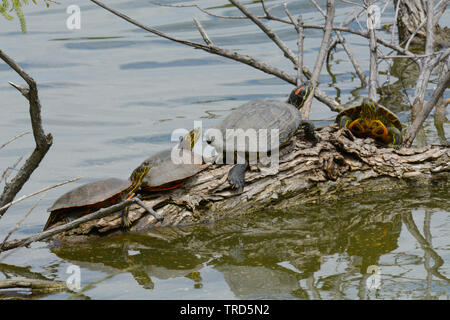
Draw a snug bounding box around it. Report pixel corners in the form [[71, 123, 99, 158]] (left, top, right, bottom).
[[394, 0, 450, 50], [395, 0, 428, 47], [50, 125, 449, 243]]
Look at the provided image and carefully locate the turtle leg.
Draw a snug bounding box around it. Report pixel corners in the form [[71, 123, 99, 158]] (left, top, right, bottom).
[[301, 121, 319, 146], [121, 206, 132, 229], [337, 115, 353, 129], [228, 163, 248, 190], [121, 192, 136, 229], [387, 126, 403, 149]]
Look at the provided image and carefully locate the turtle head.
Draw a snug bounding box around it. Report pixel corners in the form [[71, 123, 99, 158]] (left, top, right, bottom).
[[179, 127, 201, 150], [288, 81, 312, 109], [361, 97, 377, 119], [130, 160, 150, 189]]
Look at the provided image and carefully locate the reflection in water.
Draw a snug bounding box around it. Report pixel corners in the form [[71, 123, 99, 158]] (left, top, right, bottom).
[[49, 188, 448, 300]]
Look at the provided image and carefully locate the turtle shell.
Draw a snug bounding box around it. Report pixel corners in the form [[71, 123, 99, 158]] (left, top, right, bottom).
[[336, 102, 402, 132], [207, 99, 303, 154], [139, 149, 203, 192], [45, 178, 131, 230], [48, 178, 131, 212]]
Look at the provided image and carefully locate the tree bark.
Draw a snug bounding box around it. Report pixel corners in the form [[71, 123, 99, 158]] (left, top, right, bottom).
[[47, 125, 449, 243]]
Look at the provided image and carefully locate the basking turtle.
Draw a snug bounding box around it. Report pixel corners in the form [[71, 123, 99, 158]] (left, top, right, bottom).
[[44, 163, 155, 231], [336, 97, 403, 147], [135, 127, 203, 193], [205, 82, 317, 190]]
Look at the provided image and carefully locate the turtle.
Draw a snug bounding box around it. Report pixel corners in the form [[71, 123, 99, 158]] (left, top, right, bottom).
[[205, 82, 317, 190], [335, 97, 403, 147], [134, 127, 203, 193], [44, 163, 155, 231]]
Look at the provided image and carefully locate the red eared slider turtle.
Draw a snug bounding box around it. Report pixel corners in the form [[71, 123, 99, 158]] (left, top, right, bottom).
[[205, 82, 317, 190], [336, 97, 403, 147], [135, 128, 203, 193], [44, 162, 157, 231]]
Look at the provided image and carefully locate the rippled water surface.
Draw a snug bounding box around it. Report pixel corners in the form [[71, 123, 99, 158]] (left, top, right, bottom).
[[0, 0, 448, 299]]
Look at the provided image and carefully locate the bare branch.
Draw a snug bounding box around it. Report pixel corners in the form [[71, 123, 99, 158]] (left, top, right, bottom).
[[310, 0, 327, 16], [391, 0, 401, 44], [301, 0, 335, 119], [367, 1, 379, 101], [336, 31, 367, 87], [153, 2, 247, 20], [193, 18, 212, 45], [228, 0, 297, 65], [296, 15, 305, 85], [409, 0, 436, 124], [0, 192, 47, 250], [0, 197, 140, 253], [0, 156, 23, 185], [0, 50, 54, 217], [434, 0, 449, 25], [90, 0, 341, 112], [404, 63, 450, 147]]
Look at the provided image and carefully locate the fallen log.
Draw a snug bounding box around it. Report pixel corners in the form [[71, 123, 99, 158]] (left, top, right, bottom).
[[48, 124, 449, 243]]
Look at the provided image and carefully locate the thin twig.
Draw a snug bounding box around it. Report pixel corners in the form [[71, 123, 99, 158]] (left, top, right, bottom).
[[0, 156, 23, 185], [0, 198, 139, 253], [0, 177, 81, 214], [193, 18, 212, 45], [409, 0, 436, 125], [337, 31, 367, 87], [310, 0, 326, 16], [0, 131, 30, 151], [89, 0, 341, 112], [228, 0, 297, 66], [301, 0, 335, 119], [367, 0, 379, 101], [404, 63, 450, 147], [0, 192, 47, 250]]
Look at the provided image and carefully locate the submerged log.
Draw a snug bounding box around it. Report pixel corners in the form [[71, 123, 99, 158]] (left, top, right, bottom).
[[50, 124, 449, 243]]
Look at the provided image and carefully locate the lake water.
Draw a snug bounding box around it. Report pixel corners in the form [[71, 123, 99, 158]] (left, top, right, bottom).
[[0, 0, 448, 299]]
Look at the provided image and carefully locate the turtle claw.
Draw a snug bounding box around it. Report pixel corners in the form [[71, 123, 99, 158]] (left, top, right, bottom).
[[228, 164, 246, 191], [121, 210, 132, 230], [301, 120, 319, 146], [120, 206, 132, 229]]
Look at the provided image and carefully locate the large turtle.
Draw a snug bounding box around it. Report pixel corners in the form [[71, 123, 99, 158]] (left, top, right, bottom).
[[336, 97, 403, 147], [134, 127, 204, 193], [205, 82, 317, 190], [44, 164, 156, 231]]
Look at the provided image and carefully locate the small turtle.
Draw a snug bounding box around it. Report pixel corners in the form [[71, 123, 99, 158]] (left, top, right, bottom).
[[205, 82, 317, 190], [135, 127, 204, 193], [336, 97, 403, 147], [44, 163, 156, 231]]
